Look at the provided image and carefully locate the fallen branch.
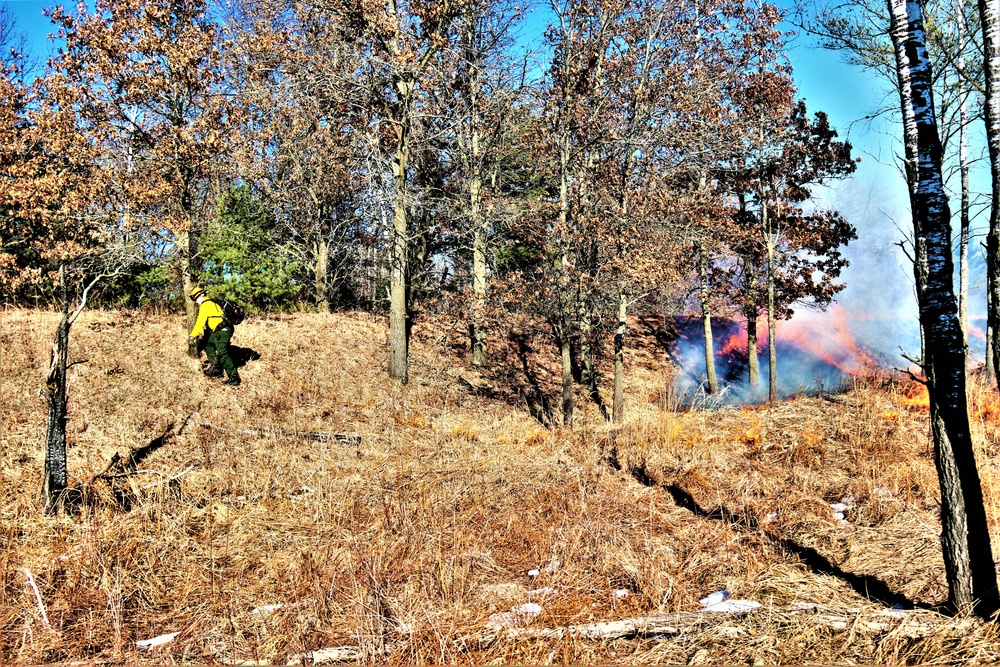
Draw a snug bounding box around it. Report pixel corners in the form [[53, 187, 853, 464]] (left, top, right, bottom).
[[465, 604, 981, 648], [217, 604, 978, 664], [200, 422, 361, 447], [288, 647, 363, 664], [98, 463, 199, 490], [22, 568, 51, 630], [785, 603, 981, 638], [222, 646, 363, 666], [93, 412, 199, 482]]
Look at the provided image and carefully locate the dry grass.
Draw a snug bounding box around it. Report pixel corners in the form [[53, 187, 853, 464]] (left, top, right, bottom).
[[3, 307, 1000, 665]]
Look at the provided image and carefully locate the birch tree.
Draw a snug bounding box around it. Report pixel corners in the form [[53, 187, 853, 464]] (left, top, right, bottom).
[[887, 0, 999, 617], [978, 0, 1000, 387], [804, 0, 987, 373]]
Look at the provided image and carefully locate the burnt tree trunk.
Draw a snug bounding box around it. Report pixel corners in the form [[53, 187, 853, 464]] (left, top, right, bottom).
[[42, 267, 71, 512], [889, 0, 1000, 617]]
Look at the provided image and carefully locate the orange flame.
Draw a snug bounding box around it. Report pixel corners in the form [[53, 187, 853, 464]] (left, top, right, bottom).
[[773, 305, 881, 374], [716, 305, 880, 375], [896, 382, 929, 413], [971, 383, 1000, 424]]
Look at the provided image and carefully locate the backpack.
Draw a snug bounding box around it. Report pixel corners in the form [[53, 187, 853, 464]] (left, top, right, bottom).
[[217, 299, 245, 327]]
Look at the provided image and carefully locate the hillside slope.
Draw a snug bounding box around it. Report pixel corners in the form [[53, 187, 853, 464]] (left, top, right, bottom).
[[3, 308, 1000, 665]]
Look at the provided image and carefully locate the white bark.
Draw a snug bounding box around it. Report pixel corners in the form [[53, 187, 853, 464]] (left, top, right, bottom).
[[888, 0, 999, 617], [979, 0, 1000, 385]]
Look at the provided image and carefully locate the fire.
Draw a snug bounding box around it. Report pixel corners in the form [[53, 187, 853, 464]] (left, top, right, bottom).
[[714, 305, 880, 375], [772, 305, 881, 375], [719, 328, 760, 357], [971, 384, 1000, 425], [743, 420, 763, 450], [896, 382, 929, 413], [886, 382, 1000, 423]]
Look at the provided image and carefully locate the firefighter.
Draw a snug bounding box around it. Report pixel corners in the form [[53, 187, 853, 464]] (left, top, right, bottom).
[[189, 287, 241, 386]]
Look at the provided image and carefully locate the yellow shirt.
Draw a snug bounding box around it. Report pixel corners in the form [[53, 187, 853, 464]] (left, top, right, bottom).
[[190, 300, 225, 338]]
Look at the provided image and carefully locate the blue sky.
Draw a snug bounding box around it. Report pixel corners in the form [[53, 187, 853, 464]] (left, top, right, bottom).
[[4, 0, 58, 59]]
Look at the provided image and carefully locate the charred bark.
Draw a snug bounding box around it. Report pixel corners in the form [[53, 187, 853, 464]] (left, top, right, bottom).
[[42, 268, 104, 512], [889, 0, 1000, 617], [42, 268, 70, 513]]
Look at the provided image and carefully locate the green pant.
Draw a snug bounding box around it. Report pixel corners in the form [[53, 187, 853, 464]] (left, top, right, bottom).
[[206, 326, 238, 379]]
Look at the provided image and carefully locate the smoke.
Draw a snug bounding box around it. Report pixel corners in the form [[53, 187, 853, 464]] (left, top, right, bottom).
[[820, 166, 924, 363], [671, 159, 939, 404], [671, 310, 885, 405]]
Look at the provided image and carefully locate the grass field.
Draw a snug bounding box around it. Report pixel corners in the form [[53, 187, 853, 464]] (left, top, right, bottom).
[[4, 307, 1000, 665]]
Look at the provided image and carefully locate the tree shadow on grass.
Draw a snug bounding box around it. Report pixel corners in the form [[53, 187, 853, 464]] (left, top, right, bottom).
[[606, 449, 934, 613], [509, 333, 554, 428]]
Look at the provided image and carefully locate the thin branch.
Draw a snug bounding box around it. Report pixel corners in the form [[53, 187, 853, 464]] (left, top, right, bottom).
[[68, 273, 109, 325], [22, 568, 51, 630]]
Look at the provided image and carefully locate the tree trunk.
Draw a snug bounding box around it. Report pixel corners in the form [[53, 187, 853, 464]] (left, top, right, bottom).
[[766, 232, 778, 403], [613, 291, 626, 423], [179, 230, 199, 359], [958, 0, 971, 345], [388, 127, 410, 384], [315, 239, 330, 313], [989, 316, 997, 381], [557, 128, 574, 425], [979, 0, 1000, 390], [747, 314, 760, 386], [578, 294, 600, 409], [699, 244, 718, 394], [890, 0, 1000, 618], [470, 176, 488, 367], [561, 334, 573, 429], [42, 266, 70, 513]]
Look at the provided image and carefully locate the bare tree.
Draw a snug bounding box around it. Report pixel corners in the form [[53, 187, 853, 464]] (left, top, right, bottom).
[[43, 268, 107, 511]]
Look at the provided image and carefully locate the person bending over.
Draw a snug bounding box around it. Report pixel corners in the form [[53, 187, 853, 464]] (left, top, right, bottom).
[[189, 286, 241, 386]]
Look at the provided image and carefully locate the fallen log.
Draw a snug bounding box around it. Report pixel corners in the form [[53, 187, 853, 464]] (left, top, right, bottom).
[[216, 604, 979, 664], [200, 422, 361, 447], [223, 646, 363, 665], [467, 604, 981, 647]]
